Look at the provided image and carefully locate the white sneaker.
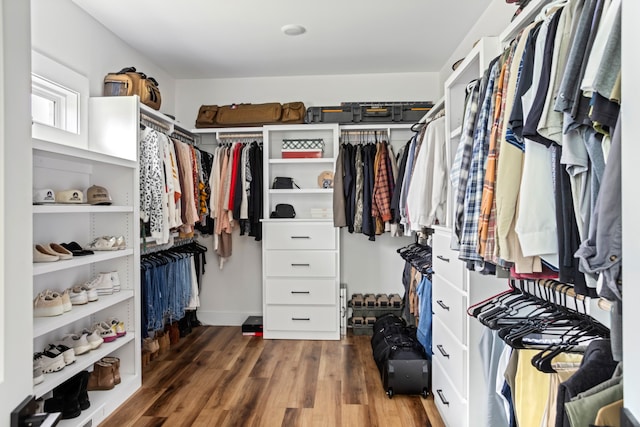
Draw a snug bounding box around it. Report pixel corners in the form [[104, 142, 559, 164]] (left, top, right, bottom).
[[78, 280, 99, 302], [44, 343, 75, 366], [58, 333, 91, 356], [81, 328, 104, 350], [33, 292, 64, 317], [45, 289, 72, 312], [87, 273, 113, 296], [69, 286, 89, 305], [34, 350, 65, 373], [109, 271, 121, 292], [107, 317, 126, 337], [93, 322, 118, 343]]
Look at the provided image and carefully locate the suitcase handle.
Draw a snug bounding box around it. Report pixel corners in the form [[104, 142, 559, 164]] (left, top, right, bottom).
[[291, 291, 310, 294], [437, 345, 450, 358], [292, 317, 310, 321], [291, 263, 310, 267], [290, 236, 311, 239], [437, 300, 450, 311], [436, 255, 450, 263], [436, 389, 450, 405]]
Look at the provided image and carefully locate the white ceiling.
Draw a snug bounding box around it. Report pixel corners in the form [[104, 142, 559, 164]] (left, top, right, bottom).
[[72, 0, 495, 79]]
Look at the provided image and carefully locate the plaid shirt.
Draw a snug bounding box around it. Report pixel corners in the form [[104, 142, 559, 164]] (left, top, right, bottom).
[[451, 80, 482, 248], [372, 142, 393, 222], [459, 58, 501, 263]]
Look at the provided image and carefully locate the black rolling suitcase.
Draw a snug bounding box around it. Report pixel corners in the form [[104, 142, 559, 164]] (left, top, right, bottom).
[[370, 314, 430, 399]]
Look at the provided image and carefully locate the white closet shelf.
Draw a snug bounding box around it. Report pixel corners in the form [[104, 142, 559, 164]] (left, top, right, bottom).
[[269, 189, 332, 194], [33, 332, 135, 399], [340, 123, 412, 131], [33, 291, 134, 338], [499, 0, 549, 44], [269, 158, 333, 164], [261, 218, 333, 223], [33, 205, 134, 214], [450, 126, 462, 139], [33, 249, 134, 276], [33, 139, 137, 169], [190, 126, 264, 134]]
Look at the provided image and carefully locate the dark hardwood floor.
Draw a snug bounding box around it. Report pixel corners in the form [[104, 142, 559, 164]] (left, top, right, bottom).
[[100, 325, 445, 427]]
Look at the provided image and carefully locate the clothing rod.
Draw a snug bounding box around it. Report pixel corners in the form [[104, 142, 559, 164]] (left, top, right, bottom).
[[140, 113, 171, 131], [340, 130, 389, 135], [217, 133, 263, 139]]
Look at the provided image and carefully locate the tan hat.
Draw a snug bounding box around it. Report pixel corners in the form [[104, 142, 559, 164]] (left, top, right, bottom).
[[317, 171, 334, 188], [56, 189, 84, 204], [87, 185, 112, 205]]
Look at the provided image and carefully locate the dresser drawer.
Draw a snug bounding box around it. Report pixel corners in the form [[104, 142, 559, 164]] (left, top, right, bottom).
[[432, 276, 467, 341], [265, 279, 336, 305], [264, 222, 337, 250], [432, 231, 465, 291], [432, 357, 467, 427], [265, 251, 336, 277], [432, 317, 467, 396], [266, 305, 338, 332]]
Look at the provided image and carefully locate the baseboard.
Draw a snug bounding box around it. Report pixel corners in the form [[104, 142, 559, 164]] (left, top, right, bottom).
[[197, 310, 262, 326]]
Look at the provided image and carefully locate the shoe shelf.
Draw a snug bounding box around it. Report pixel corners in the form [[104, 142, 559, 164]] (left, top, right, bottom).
[[33, 291, 134, 338], [33, 249, 134, 276], [33, 332, 135, 399], [33, 205, 134, 214]]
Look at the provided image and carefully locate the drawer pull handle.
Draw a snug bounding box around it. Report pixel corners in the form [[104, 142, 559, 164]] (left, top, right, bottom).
[[291, 291, 310, 294], [436, 389, 450, 405], [437, 300, 450, 311], [291, 263, 311, 267], [292, 317, 310, 321], [437, 345, 450, 358], [436, 255, 450, 263], [291, 236, 311, 239]]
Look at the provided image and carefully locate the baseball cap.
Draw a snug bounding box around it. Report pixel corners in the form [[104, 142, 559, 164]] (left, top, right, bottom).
[[56, 189, 84, 204], [87, 185, 112, 205], [33, 188, 56, 204]]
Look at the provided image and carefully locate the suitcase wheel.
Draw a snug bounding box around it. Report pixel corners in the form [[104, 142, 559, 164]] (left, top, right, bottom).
[[421, 388, 428, 399], [386, 388, 394, 399]]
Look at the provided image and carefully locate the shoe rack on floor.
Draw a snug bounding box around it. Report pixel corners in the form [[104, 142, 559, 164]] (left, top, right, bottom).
[[30, 96, 160, 426]]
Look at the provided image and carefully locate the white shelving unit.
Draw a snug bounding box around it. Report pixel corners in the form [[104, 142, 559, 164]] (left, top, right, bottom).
[[31, 96, 145, 426], [262, 123, 340, 340]]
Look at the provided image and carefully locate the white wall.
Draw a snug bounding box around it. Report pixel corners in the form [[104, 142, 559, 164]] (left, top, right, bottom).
[[31, 0, 176, 115], [1, 0, 33, 422], [175, 72, 439, 127]]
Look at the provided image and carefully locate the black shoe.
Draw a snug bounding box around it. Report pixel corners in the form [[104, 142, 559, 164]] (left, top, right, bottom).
[[77, 371, 90, 410]]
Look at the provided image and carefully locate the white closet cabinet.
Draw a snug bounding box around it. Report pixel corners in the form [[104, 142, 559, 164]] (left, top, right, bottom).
[[431, 35, 510, 427], [32, 96, 143, 426], [262, 124, 340, 340]]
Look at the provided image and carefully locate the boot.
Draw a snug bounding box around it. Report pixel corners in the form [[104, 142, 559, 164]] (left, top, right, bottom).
[[189, 310, 202, 327], [143, 337, 159, 361], [167, 322, 180, 345], [156, 330, 170, 355], [45, 373, 82, 419], [87, 361, 115, 391], [179, 312, 192, 337], [101, 356, 121, 385], [76, 371, 90, 410]]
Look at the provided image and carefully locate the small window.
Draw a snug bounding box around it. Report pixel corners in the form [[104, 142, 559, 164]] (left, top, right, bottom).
[[31, 74, 78, 133]]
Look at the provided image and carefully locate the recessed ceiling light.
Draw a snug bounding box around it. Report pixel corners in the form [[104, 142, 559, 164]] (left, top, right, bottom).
[[281, 24, 306, 36]]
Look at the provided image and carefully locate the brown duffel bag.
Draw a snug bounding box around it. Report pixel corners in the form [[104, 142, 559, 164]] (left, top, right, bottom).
[[195, 102, 305, 128], [103, 67, 161, 110]]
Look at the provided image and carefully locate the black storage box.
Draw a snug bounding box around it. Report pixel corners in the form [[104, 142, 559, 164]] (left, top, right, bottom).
[[305, 106, 355, 124], [306, 102, 434, 124], [242, 315, 263, 336]]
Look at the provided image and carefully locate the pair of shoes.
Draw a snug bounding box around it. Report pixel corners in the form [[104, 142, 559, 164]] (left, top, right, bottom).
[[85, 236, 126, 251], [142, 337, 160, 361], [33, 350, 65, 374], [87, 358, 119, 390], [43, 343, 76, 366], [85, 272, 119, 296], [165, 321, 181, 345], [33, 243, 73, 262], [69, 283, 99, 305], [44, 371, 90, 419], [57, 333, 92, 356], [156, 330, 170, 355], [33, 357, 44, 385], [60, 241, 94, 256], [33, 292, 65, 317]]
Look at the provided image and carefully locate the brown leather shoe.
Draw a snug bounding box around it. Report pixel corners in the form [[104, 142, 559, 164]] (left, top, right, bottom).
[[101, 357, 120, 385], [87, 361, 115, 390], [156, 331, 170, 355]]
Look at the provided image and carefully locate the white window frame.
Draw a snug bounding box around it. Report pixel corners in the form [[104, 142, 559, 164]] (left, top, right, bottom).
[[31, 50, 88, 149]]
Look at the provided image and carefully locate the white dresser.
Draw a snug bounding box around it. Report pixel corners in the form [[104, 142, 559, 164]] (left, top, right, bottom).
[[430, 227, 510, 427]]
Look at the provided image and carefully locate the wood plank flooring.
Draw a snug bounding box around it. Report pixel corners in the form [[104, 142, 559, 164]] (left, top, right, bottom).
[[100, 326, 445, 427]]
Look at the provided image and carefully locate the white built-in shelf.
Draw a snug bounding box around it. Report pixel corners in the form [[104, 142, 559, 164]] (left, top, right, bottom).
[[33, 139, 137, 169], [261, 218, 333, 223], [450, 126, 463, 139], [33, 205, 134, 214], [33, 291, 134, 338], [33, 333, 135, 399], [269, 189, 332, 195], [33, 249, 134, 276], [340, 123, 413, 131], [190, 126, 264, 134], [269, 158, 333, 164]]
